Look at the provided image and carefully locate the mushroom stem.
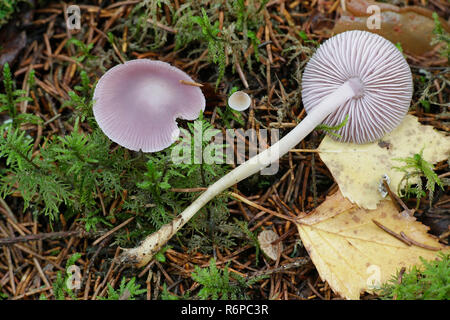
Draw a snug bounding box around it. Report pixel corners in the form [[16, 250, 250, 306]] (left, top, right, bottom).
[[122, 80, 358, 266]]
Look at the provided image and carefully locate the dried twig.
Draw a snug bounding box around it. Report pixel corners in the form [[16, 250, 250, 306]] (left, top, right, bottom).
[[179, 80, 203, 87], [372, 219, 412, 246], [92, 217, 134, 246], [400, 232, 443, 251], [0, 230, 92, 245]]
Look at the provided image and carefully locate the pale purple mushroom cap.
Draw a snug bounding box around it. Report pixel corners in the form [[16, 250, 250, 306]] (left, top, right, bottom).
[[302, 30, 413, 144], [93, 59, 205, 152]]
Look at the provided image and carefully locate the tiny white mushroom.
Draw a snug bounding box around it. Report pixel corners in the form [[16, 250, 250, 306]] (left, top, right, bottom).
[[227, 91, 251, 111]]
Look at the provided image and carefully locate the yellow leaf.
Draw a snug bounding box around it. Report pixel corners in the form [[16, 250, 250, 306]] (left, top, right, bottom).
[[296, 191, 448, 300], [318, 115, 450, 209]]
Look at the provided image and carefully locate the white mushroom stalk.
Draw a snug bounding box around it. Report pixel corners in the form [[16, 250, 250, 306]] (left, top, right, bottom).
[[121, 30, 413, 266]]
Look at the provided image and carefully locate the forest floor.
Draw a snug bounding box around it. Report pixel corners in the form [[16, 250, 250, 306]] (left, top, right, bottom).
[[0, 0, 448, 300]]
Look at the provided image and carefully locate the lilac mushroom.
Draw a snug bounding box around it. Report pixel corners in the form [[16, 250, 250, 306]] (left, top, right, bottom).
[[302, 30, 413, 144], [93, 59, 205, 152], [123, 31, 413, 266]]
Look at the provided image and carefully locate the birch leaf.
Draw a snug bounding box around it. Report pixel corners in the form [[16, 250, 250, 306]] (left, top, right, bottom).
[[318, 115, 450, 209], [296, 191, 448, 300]]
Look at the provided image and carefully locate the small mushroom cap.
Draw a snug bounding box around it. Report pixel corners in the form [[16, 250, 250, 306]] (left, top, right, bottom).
[[93, 59, 205, 152], [228, 91, 251, 111], [302, 30, 413, 144]]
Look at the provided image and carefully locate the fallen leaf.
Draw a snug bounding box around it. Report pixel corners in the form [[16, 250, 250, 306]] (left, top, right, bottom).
[[258, 230, 283, 261], [0, 25, 26, 66], [333, 0, 450, 55], [318, 115, 450, 209], [296, 191, 448, 300]]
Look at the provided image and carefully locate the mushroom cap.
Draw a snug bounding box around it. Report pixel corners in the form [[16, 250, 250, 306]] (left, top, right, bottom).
[[93, 59, 205, 152], [228, 91, 251, 111], [302, 30, 413, 144]]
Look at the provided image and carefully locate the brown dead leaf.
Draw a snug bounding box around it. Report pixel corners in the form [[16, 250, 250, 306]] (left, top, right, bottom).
[[296, 191, 448, 300], [0, 25, 26, 66], [333, 0, 450, 55]]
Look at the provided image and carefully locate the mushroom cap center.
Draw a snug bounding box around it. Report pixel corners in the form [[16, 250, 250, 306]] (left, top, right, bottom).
[[133, 78, 174, 114], [347, 77, 365, 99]]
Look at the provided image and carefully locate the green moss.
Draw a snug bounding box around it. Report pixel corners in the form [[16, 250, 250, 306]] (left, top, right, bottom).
[[380, 253, 450, 300], [191, 258, 266, 299], [0, 0, 20, 27], [431, 12, 450, 60], [393, 149, 444, 208]]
